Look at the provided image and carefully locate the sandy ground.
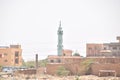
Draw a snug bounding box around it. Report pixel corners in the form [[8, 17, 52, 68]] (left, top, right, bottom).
[[0, 74, 120, 80]]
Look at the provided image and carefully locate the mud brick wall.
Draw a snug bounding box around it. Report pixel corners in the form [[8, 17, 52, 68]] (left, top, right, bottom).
[[17, 69, 36, 75], [91, 63, 120, 77], [88, 57, 120, 63], [46, 57, 120, 76], [46, 63, 64, 75]]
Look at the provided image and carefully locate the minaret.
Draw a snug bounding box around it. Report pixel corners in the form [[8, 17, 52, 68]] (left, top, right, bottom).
[[57, 21, 63, 56]]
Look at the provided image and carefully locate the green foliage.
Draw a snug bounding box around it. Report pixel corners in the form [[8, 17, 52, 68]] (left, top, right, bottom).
[[39, 59, 48, 67], [22, 59, 26, 66], [56, 66, 69, 76], [25, 61, 35, 68], [81, 59, 94, 66], [75, 76, 80, 80], [22, 59, 48, 68], [81, 59, 94, 75], [0, 65, 2, 71], [0, 65, 2, 68]]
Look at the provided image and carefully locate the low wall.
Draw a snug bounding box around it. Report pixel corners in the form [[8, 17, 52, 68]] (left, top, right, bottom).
[[17, 69, 36, 75], [46, 57, 120, 76], [91, 63, 120, 77], [46, 63, 64, 75]]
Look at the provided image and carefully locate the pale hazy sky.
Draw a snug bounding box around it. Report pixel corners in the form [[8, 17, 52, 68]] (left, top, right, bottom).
[[0, 0, 120, 61]]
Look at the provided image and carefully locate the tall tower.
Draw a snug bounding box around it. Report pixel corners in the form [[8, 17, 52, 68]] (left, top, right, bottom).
[[57, 21, 63, 56]]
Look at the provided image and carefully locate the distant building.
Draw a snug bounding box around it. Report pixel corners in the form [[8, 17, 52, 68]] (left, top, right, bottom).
[[86, 36, 120, 57], [86, 44, 103, 57], [47, 55, 81, 63], [63, 49, 73, 56], [48, 49, 73, 63], [0, 45, 22, 66]]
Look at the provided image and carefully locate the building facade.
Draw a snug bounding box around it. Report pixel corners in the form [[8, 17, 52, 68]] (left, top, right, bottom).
[[62, 49, 73, 56], [0, 45, 22, 66], [48, 49, 73, 63], [86, 37, 120, 57], [86, 44, 103, 57]]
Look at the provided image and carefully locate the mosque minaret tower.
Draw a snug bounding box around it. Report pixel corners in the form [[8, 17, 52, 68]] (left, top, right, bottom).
[[57, 21, 63, 56]]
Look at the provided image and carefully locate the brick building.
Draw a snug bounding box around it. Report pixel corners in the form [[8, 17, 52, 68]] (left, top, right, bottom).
[[63, 49, 73, 56], [0, 45, 22, 66], [47, 57, 120, 76], [86, 36, 120, 57], [86, 44, 103, 57], [46, 22, 120, 76], [48, 49, 73, 63]]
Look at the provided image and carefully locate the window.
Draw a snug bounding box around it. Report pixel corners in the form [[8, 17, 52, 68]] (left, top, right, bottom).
[[112, 47, 117, 50], [88, 47, 92, 50], [58, 59, 61, 63], [15, 58, 19, 64], [50, 60, 54, 63], [4, 59, 7, 62], [15, 51, 19, 57], [104, 47, 107, 50]]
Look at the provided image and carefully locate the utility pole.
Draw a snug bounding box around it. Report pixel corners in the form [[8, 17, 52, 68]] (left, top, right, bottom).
[[35, 54, 38, 69], [34, 54, 39, 80]]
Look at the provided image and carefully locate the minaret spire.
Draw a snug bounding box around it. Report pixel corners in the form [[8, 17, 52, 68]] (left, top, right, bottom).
[[57, 21, 63, 56], [59, 20, 61, 28]]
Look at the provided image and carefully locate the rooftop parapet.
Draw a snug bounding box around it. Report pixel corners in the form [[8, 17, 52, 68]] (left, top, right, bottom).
[[10, 45, 21, 48]]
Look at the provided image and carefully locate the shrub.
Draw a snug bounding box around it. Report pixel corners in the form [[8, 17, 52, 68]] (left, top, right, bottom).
[[75, 76, 80, 80], [0, 65, 2, 72], [56, 66, 70, 76], [81, 59, 94, 75]]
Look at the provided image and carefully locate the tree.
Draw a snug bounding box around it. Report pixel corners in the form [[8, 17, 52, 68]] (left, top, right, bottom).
[[80, 59, 94, 75], [22, 59, 26, 66], [23, 60, 35, 68], [75, 76, 80, 80], [0, 65, 2, 71], [39, 59, 48, 67], [56, 66, 70, 76], [22, 59, 48, 68]]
